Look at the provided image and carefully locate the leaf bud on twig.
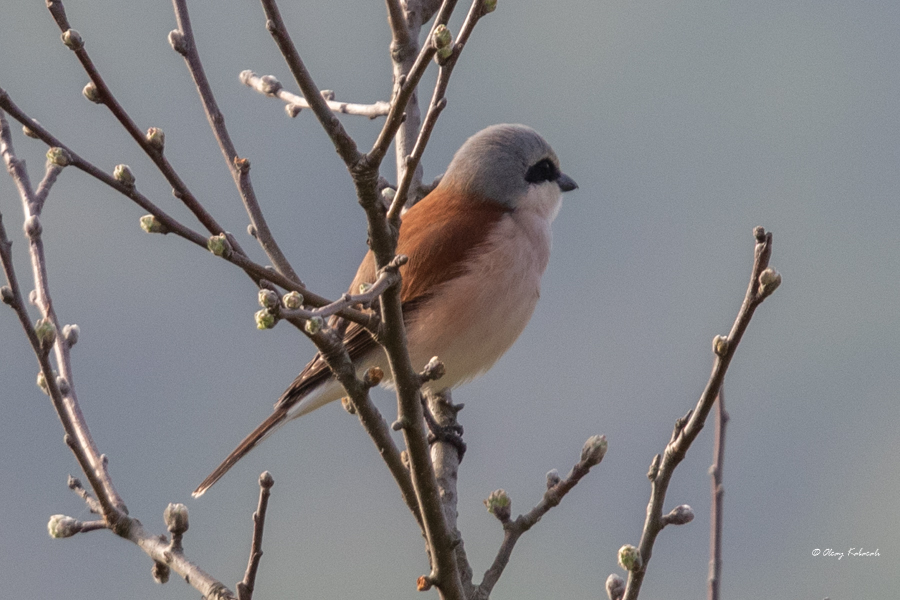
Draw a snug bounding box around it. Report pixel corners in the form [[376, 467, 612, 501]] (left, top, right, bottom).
[[758, 266, 782, 297], [546, 468, 561, 489], [151, 561, 170, 584], [163, 502, 189, 535], [432, 25, 453, 60], [364, 366, 384, 387], [712, 334, 729, 357], [48, 514, 80, 538], [662, 504, 694, 526], [580, 434, 608, 467], [168, 29, 187, 55], [605, 573, 626, 600], [206, 233, 232, 257], [617, 544, 642, 572], [60, 29, 84, 50], [255, 309, 275, 330], [260, 74, 282, 96], [23, 122, 41, 138], [36, 369, 58, 395], [113, 164, 135, 188], [34, 317, 57, 349], [145, 127, 165, 152], [484, 489, 511, 521], [139, 214, 166, 234], [304, 315, 324, 335], [62, 324, 80, 346], [341, 397, 356, 414], [46, 147, 71, 167], [82, 82, 102, 104], [1, 285, 14, 305], [258, 289, 279, 309], [282, 291, 303, 309], [56, 375, 70, 396], [482, 0, 498, 14]]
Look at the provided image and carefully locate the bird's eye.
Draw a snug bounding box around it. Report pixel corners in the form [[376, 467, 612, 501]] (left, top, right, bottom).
[[524, 158, 559, 184]]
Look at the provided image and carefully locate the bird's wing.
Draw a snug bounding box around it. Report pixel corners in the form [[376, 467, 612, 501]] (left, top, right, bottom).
[[193, 190, 509, 497], [276, 188, 510, 409]]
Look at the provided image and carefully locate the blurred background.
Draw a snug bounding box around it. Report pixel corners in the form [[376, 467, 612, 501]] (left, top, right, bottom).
[[1, 1, 898, 598]]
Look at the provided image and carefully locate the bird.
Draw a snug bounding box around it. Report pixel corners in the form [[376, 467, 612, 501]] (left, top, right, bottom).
[[193, 124, 577, 497]]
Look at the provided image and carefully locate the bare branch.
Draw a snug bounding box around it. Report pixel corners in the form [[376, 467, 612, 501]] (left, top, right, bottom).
[[168, 0, 300, 283], [476, 435, 607, 599], [708, 389, 728, 600], [45, 0, 236, 248], [388, 0, 492, 221], [240, 71, 391, 119], [258, 0, 363, 167], [237, 472, 274, 600], [621, 228, 780, 600]]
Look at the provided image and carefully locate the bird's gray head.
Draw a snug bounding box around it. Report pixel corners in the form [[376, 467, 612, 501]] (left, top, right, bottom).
[[439, 124, 577, 209]]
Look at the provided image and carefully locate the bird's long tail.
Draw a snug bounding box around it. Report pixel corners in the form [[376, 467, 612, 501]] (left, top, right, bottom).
[[192, 409, 288, 497]]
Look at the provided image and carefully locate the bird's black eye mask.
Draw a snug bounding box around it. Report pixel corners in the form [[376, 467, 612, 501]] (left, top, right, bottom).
[[524, 158, 560, 184]]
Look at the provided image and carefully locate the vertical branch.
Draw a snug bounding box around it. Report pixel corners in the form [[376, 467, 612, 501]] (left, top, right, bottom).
[[621, 228, 780, 600], [170, 0, 301, 283], [0, 110, 127, 519], [708, 389, 728, 600]]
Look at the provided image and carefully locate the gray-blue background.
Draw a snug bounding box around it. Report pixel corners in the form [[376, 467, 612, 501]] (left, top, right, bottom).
[[1, 1, 897, 598]]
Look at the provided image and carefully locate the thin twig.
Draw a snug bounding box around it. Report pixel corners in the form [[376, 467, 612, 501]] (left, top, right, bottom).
[[45, 0, 235, 247], [388, 0, 490, 222], [240, 71, 390, 119], [170, 0, 300, 283], [237, 473, 274, 600], [2, 110, 240, 600], [1, 109, 126, 518], [0, 88, 373, 328], [621, 228, 780, 600], [259, 0, 363, 167], [708, 389, 728, 600], [475, 436, 607, 599]]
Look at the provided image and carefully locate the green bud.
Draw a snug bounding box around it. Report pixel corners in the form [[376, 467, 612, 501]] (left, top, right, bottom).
[[61, 29, 84, 50], [482, 0, 497, 14], [381, 187, 396, 203], [358, 282, 373, 294], [139, 214, 166, 234], [46, 147, 71, 167], [617, 544, 642, 572], [282, 291, 303, 309], [113, 164, 135, 187], [258, 289, 279, 309], [207, 233, 232, 257], [580, 434, 608, 467], [483, 489, 511, 521], [304, 315, 324, 335], [82, 82, 102, 104], [432, 25, 453, 60], [34, 317, 57, 349], [255, 309, 275, 330], [145, 127, 165, 152], [48, 514, 80, 538], [712, 334, 729, 357]]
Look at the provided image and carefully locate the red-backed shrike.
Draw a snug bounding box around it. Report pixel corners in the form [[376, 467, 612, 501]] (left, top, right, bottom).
[[193, 124, 577, 497]]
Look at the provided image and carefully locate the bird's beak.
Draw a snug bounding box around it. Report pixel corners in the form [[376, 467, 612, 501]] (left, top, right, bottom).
[[557, 173, 578, 192]]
